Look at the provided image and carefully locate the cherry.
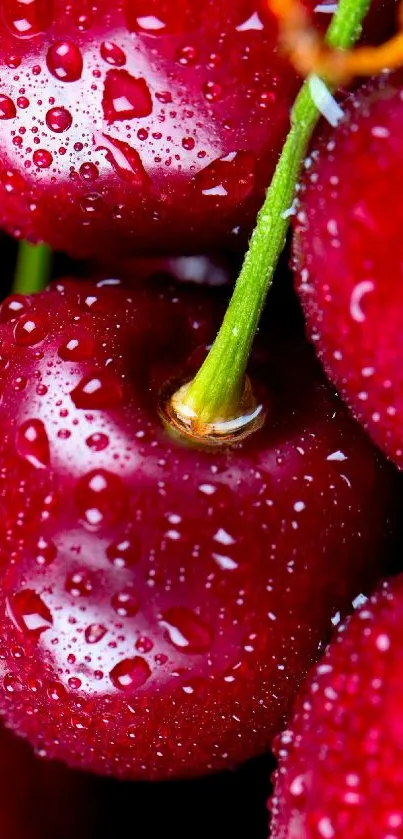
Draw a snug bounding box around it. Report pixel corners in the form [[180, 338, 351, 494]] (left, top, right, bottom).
[[0, 275, 395, 780], [0, 0, 396, 259], [0, 723, 102, 838], [270, 574, 403, 838], [293, 73, 403, 469]]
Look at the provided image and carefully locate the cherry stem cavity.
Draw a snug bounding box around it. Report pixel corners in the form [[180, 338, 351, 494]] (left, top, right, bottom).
[[169, 0, 373, 441], [13, 242, 52, 295]]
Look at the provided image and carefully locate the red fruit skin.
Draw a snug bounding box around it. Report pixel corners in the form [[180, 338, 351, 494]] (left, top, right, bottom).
[[0, 0, 396, 259], [0, 724, 100, 838], [270, 575, 403, 839], [293, 74, 403, 470], [0, 278, 395, 781]]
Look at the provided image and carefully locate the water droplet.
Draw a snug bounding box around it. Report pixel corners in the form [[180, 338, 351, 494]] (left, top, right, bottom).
[[68, 678, 82, 691], [125, 1, 201, 35], [4, 0, 52, 38], [110, 656, 150, 691], [86, 432, 109, 451], [70, 372, 123, 409], [0, 294, 30, 322], [35, 536, 57, 566], [14, 313, 47, 345], [46, 41, 83, 82], [106, 538, 139, 568], [102, 69, 152, 123], [194, 151, 256, 202], [100, 41, 126, 66], [176, 44, 197, 65], [47, 681, 68, 702], [182, 136, 195, 151], [7, 589, 53, 636], [33, 149, 53, 168], [85, 623, 107, 644], [16, 419, 50, 469], [111, 588, 139, 617], [0, 94, 16, 120], [202, 81, 222, 102], [96, 133, 150, 187], [135, 636, 153, 653], [79, 162, 99, 180], [46, 106, 72, 133], [17, 96, 29, 109], [161, 608, 212, 654], [65, 569, 93, 597], [75, 469, 128, 529], [58, 333, 96, 361]]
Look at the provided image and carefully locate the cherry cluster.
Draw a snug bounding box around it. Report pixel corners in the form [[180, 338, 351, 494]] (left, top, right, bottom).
[[0, 1, 401, 837]]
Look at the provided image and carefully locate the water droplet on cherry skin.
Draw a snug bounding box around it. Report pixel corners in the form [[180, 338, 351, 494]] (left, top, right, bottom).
[[124, 0, 202, 35], [33, 149, 53, 169], [109, 656, 151, 691], [15, 419, 50, 469], [0, 295, 30, 323], [14, 313, 47, 346], [160, 607, 213, 654], [85, 623, 107, 644], [100, 41, 126, 66], [4, 0, 52, 38], [96, 133, 150, 188], [46, 41, 83, 82], [0, 95, 16, 120], [46, 107, 72, 133], [7, 589, 53, 636], [74, 469, 128, 530], [58, 333, 96, 361], [70, 372, 123, 409], [102, 69, 153, 123]]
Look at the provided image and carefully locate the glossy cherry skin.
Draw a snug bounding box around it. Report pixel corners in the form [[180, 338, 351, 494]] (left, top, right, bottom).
[[0, 277, 396, 781], [270, 574, 403, 838], [0, 0, 396, 260], [293, 74, 403, 470]]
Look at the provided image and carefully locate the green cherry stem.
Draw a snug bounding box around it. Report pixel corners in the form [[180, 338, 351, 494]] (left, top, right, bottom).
[[167, 0, 373, 442], [13, 242, 52, 295]]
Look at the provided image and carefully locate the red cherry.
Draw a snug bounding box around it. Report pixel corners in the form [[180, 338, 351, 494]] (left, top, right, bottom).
[[0, 0, 395, 258], [270, 574, 403, 838], [293, 73, 403, 469], [0, 723, 101, 838], [0, 277, 395, 780]]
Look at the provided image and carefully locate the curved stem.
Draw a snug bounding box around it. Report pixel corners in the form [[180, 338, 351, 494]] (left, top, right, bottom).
[[178, 0, 372, 427], [13, 242, 52, 295]]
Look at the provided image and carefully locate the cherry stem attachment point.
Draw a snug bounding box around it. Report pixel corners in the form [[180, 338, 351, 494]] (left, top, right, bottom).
[[13, 241, 52, 296], [166, 0, 373, 443]]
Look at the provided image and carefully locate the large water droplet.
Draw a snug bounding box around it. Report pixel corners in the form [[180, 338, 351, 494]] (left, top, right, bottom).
[[75, 469, 128, 530], [194, 151, 256, 202], [33, 149, 53, 169], [0, 295, 30, 322], [46, 106, 72, 133], [4, 0, 52, 38], [111, 588, 139, 617], [124, 0, 201, 34], [96, 133, 150, 187], [35, 536, 57, 566], [16, 419, 50, 469], [160, 608, 213, 654], [106, 538, 139, 568], [102, 69, 152, 123], [65, 569, 93, 597], [58, 333, 96, 361], [110, 656, 151, 691], [46, 41, 83, 82], [0, 94, 16, 120], [86, 432, 109, 451], [85, 623, 107, 644], [100, 41, 126, 66], [7, 589, 53, 636], [70, 371, 123, 409], [14, 313, 47, 345]]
